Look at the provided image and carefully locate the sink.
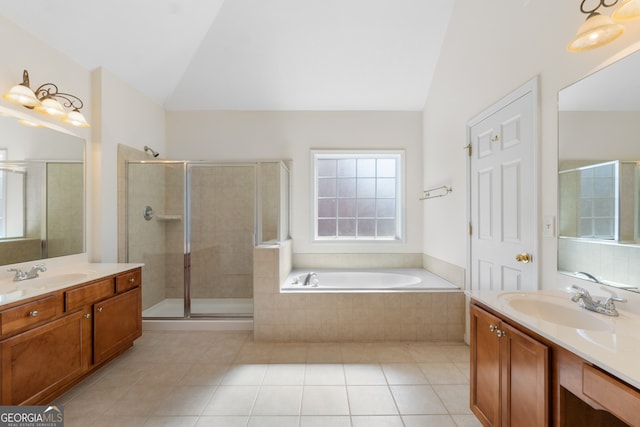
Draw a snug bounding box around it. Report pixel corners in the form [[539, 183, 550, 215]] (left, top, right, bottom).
[[499, 292, 614, 331], [27, 272, 93, 288]]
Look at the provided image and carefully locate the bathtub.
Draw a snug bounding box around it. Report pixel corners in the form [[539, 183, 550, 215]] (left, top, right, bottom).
[[282, 268, 459, 292]]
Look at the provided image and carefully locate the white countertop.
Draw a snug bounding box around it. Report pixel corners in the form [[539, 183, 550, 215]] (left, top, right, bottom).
[[0, 259, 143, 307], [467, 289, 640, 390]]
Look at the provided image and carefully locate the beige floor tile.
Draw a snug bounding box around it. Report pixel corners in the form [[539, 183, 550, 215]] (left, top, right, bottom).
[[306, 344, 343, 363], [109, 384, 174, 416], [299, 415, 351, 427], [432, 385, 473, 415], [381, 363, 428, 385], [154, 385, 217, 416], [142, 416, 198, 427], [246, 415, 299, 427], [87, 415, 148, 427], [406, 343, 450, 362], [301, 386, 350, 415], [451, 414, 485, 427], [402, 415, 458, 427], [221, 364, 268, 385], [454, 362, 470, 381], [62, 385, 128, 417], [347, 386, 398, 415], [251, 386, 303, 415], [420, 363, 469, 385], [373, 344, 415, 363], [135, 362, 191, 385], [180, 363, 229, 386], [390, 385, 448, 415], [202, 386, 259, 416], [263, 364, 306, 385], [344, 364, 387, 385], [439, 345, 470, 363], [304, 364, 345, 385], [341, 343, 379, 363], [351, 415, 404, 427], [270, 343, 308, 363], [194, 416, 248, 426]]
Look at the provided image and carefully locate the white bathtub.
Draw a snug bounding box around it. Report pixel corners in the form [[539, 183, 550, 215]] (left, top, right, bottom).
[[282, 268, 459, 292]]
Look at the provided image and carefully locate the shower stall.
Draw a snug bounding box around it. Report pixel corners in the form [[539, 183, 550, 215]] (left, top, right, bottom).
[[125, 160, 289, 319]]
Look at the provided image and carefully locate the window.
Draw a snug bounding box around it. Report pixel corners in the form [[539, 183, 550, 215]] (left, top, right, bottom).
[[313, 151, 403, 241], [578, 161, 617, 239]]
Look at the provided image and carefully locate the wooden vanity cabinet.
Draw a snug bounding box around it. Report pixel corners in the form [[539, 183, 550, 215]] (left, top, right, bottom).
[[0, 267, 142, 405], [471, 303, 550, 427]]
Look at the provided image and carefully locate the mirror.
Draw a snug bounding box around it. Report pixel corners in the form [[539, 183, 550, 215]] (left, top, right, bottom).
[[558, 50, 640, 291], [0, 107, 85, 265]]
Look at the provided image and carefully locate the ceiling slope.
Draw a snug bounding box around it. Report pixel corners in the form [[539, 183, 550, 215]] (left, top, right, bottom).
[[0, 0, 454, 111]]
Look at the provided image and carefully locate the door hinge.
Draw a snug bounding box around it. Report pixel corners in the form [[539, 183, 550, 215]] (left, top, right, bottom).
[[464, 144, 472, 157], [469, 222, 473, 236]]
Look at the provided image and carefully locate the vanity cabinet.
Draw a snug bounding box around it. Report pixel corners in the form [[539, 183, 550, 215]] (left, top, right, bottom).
[[470, 303, 549, 427], [0, 267, 142, 405]]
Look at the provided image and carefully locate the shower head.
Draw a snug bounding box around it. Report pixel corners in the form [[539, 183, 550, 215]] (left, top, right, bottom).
[[144, 146, 159, 158]]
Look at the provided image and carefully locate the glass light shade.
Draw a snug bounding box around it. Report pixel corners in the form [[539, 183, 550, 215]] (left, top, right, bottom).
[[34, 97, 66, 118], [613, 0, 640, 21], [568, 13, 625, 52], [2, 84, 40, 107], [61, 110, 90, 128]]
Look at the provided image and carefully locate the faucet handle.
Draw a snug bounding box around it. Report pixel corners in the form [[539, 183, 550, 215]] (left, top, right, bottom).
[[570, 285, 590, 301]]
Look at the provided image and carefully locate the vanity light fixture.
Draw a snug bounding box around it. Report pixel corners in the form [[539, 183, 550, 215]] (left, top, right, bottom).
[[568, 0, 625, 52], [2, 69, 90, 128], [612, 0, 640, 20]]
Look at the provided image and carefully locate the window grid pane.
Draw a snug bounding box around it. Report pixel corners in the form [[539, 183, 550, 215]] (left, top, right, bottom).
[[315, 153, 401, 240]]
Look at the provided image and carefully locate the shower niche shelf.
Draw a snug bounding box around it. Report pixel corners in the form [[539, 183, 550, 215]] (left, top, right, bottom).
[[156, 214, 182, 221]]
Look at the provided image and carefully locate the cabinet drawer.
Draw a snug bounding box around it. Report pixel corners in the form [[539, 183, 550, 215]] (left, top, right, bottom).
[[116, 269, 141, 293], [583, 363, 640, 427], [65, 278, 115, 312], [0, 296, 58, 336]]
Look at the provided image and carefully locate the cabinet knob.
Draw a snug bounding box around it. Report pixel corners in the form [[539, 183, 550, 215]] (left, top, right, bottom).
[[129, 277, 135, 283], [84, 313, 92, 319], [29, 310, 38, 317], [489, 325, 497, 332], [96, 307, 104, 313], [496, 330, 506, 338]]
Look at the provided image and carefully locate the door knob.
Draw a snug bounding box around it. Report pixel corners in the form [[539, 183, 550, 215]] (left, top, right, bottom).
[[515, 253, 532, 263]]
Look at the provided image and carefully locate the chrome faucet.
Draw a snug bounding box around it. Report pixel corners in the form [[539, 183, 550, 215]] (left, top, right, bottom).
[[7, 263, 46, 281], [303, 272, 318, 287], [570, 285, 626, 317]]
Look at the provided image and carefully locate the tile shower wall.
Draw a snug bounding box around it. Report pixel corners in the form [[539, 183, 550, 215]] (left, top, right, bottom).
[[254, 242, 465, 342], [558, 238, 640, 287]]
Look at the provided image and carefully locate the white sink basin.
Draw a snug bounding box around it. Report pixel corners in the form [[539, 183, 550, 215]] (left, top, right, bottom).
[[498, 292, 614, 331], [0, 271, 95, 302]]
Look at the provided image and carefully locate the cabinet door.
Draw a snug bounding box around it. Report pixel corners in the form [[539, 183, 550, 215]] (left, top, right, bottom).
[[0, 311, 86, 405], [471, 304, 501, 427], [93, 287, 141, 365], [501, 322, 549, 427]]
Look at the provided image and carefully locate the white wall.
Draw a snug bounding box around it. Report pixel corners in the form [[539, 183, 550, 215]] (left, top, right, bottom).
[[166, 111, 423, 254], [90, 68, 166, 262], [423, 0, 640, 288]]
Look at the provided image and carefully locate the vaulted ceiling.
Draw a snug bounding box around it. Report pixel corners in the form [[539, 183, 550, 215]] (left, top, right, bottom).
[[0, 0, 454, 111]]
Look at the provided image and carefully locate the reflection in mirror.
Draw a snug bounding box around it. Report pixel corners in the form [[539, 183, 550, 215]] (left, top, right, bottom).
[[0, 108, 84, 266], [558, 49, 640, 292]]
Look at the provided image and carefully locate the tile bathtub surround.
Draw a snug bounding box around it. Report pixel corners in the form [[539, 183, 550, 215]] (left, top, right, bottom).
[[254, 245, 465, 342], [55, 330, 482, 427]]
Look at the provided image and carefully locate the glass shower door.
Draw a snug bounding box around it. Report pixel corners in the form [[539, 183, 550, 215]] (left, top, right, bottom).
[[187, 164, 256, 317]]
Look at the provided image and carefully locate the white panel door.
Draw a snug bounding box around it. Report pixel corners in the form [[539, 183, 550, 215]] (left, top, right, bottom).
[[469, 85, 537, 291]]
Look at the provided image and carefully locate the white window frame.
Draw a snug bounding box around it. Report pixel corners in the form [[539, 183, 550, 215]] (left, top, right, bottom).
[[0, 149, 6, 238], [311, 150, 404, 242]]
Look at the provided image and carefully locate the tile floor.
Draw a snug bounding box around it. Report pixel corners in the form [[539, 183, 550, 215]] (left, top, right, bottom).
[[55, 331, 483, 427]]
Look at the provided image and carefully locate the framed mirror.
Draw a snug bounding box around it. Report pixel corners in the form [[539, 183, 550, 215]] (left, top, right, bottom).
[[0, 107, 85, 265], [558, 50, 640, 291]]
